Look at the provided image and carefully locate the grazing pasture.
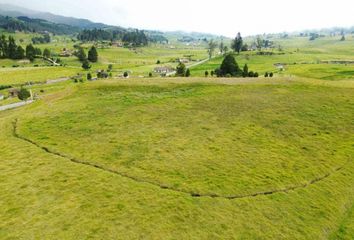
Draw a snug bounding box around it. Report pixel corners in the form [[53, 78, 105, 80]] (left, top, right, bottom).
[[1, 77, 353, 239]]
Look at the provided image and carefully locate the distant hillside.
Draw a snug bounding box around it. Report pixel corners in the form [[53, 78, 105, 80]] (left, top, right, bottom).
[[0, 3, 110, 29], [0, 15, 80, 35]]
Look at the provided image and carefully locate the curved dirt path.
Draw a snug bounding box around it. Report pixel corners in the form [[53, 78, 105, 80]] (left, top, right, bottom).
[[12, 119, 348, 200]]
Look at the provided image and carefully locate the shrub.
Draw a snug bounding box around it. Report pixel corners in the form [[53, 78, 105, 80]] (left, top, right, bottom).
[[218, 53, 242, 77], [269, 72, 274, 77], [87, 73, 92, 80], [254, 72, 259, 78], [18, 88, 31, 101], [265, 72, 269, 77], [176, 62, 186, 77], [123, 72, 129, 78], [248, 71, 254, 77], [0, 85, 12, 90], [205, 71, 209, 77], [149, 72, 153, 77], [185, 69, 191, 77]]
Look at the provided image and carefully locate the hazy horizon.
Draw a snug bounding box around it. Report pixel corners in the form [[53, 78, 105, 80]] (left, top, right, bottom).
[[0, 0, 353, 37]]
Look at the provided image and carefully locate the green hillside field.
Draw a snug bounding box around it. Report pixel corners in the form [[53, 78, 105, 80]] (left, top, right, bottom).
[[0, 31, 353, 239]]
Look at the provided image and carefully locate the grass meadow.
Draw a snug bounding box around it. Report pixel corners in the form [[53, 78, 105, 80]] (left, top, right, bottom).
[[0, 77, 353, 239], [0, 31, 353, 239]]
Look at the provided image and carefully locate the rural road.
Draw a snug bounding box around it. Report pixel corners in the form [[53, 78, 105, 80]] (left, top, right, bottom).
[[166, 56, 218, 76], [0, 100, 34, 112]]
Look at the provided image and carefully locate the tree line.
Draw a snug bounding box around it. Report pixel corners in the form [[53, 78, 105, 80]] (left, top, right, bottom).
[[78, 29, 162, 46], [0, 34, 51, 62]]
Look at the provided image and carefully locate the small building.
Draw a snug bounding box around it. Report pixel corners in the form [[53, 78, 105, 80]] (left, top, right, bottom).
[[154, 66, 175, 74], [111, 42, 124, 47], [179, 58, 190, 64], [59, 48, 74, 57], [8, 89, 20, 98], [0, 94, 4, 100]]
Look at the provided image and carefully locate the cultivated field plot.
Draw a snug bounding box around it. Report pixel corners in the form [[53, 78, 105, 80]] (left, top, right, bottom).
[[1, 78, 353, 239]]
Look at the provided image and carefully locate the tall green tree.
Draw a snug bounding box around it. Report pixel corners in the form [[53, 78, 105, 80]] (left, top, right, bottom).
[[219, 41, 224, 54], [8, 36, 17, 59], [176, 62, 186, 76], [207, 40, 218, 59], [43, 48, 51, 58], [256, 36, 263, 51], [75, 47, 87, 62], [15, 46, 25, 59], [215, 54, 241, 77], [232, 32, 243, 54], [88, 46, 98, 62], [242, 64, 249, 77], [26, 44, 36, 62], [0, 35, 8, 58]]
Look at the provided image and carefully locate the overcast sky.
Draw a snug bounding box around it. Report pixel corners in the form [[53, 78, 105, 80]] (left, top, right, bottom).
[[1, 0, 353, 36]]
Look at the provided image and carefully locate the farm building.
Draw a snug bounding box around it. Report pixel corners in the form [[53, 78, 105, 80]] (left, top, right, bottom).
[[59, 48, 74, 57], [179, 58, 190, 63], [154, 66, 175, 74], [8, 89, 20, 98]]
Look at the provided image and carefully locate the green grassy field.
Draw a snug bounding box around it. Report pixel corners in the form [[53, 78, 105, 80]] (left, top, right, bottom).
[[0, 34, 352, 86], [0, 30, 353, 239], [1, 77, 353, 239], [191, 36, 354, 80]]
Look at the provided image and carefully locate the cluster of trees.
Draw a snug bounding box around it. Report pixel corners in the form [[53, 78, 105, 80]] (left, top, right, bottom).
[[0, 34, 51, 62], [207, 33, 249, 59], [78, 29, 116, 41], [74, 45, 98, 69], [31, 34, 51, 44], [214, 54, 258, 78], [175, 63, 191, 77], [25, 44, 42, 61], [78, 28, 150, 46], [0, 35, 25, 59], [232, 32, 243, 53], [122, 30, 148, 46]]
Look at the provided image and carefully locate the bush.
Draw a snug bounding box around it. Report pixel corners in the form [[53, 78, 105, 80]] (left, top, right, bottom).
[[82, 60, 91, 70], [156, 60, 161, 64], [248, 71, 254, 77], [205, 71, 209, 77], [254, 72, 259, 78], [176, 62, 186, 77], [265, 72, 269, 77], [149, 72, 153, 77], [97, 70, 109, 79], [87, 73, 92, 80], [0, 85, 12, 90], [18, 88, 31, 101], [210, 71, 214, 77], [123, 72, 129, 78], [269, 72, 274, 77], [185, 69, 191, 77], [218, 54, 242, 77]]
